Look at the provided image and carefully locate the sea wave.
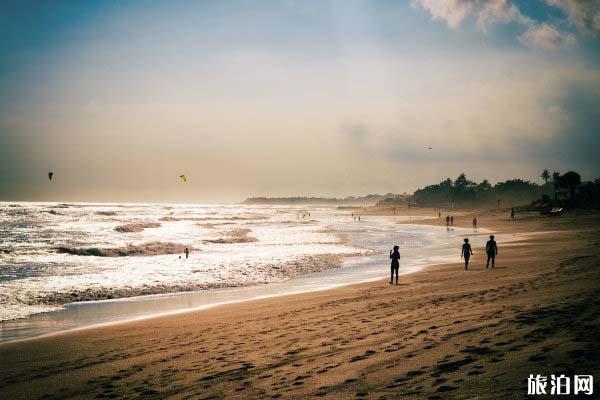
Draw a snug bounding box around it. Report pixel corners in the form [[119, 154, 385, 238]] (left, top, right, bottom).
[[57, 241, 191, 257], [114, 222, 161, 233], [0, 253, 346, 321], [160, 215, 268, 222], [96, 211, 118, 216], [203, 228, 258, 244]]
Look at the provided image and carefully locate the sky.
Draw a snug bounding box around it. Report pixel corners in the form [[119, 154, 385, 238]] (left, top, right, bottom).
[[1, 0, 599, 202]]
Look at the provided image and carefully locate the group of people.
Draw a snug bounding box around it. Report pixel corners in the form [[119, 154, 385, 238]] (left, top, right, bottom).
[[389, 235, 499, 284], [461, 235, 498, 270]]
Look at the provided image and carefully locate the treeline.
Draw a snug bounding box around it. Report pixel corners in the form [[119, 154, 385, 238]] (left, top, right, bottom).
[[538, 170, 600, 209], [243, 193, 400, 206], [412, 173, 548, 208], [412, 170, 600, 209]]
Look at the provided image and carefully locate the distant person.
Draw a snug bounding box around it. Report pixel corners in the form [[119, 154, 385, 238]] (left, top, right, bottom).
[[511, 208, 515, 220], [472, 217, 477, 228], [439, 211, 441, 219], [497, 199, 501, 210], [446, 215, 450, 226], [486, 235, 498, 268], [184, 247, 189, 259], [461, 238, 473, 270], [389, 245, 401, 284], [450, 215, 454, 225]]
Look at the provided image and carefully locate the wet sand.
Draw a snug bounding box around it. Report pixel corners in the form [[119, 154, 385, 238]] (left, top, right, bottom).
[[1, 210, 599, 399]]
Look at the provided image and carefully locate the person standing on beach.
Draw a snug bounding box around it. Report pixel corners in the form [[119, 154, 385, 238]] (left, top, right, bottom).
[[486, 235, 498, 268], [450, 215, 454, 225], [446, 215, 450, 226], [472, 217, 477, 228], [461, 238, 473, 270], [184, 247, 189, 259], [389, 245, 400, 284], [511, 208, 515, 220]]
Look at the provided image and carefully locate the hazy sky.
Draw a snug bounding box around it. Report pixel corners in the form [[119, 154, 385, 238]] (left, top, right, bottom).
[[1, 0, 599, 202]]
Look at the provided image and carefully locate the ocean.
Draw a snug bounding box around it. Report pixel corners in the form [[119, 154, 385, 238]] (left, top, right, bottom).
[[0, 202, 471, 341]]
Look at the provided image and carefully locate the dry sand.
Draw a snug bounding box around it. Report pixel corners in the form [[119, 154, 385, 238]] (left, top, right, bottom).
[[1, 210, 599, 399]]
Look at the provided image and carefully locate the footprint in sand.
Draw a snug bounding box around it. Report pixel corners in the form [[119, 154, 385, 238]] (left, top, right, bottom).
[[349, 350, 376, 362]]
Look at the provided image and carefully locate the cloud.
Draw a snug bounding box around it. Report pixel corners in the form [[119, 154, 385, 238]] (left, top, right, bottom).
[[412, 0, 577, 49], [337, 54, 600, 182], [411, 0, 529, 29], [519, 23, 577, 50], [411, 0, 477, 28], [547, 0, 600, 35]]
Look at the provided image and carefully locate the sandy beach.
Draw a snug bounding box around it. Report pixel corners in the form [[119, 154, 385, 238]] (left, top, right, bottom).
[[1, 210, 599, 399]]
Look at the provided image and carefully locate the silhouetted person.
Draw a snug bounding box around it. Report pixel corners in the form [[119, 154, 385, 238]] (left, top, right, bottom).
[[472, 217, 477, 228], [511, 208, 515, 220], [497, 199, 501, 210], [438, 211, 441, 219], [461, 238, 473, 270], [390, 245, 400, 284], [450, 215, 454, 225], [446, 215, 450, 226], [486, 235, 498, 268], [184, 247, 189, 259]]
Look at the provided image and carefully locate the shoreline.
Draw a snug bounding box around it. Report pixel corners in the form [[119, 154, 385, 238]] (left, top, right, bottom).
[[1, 221, 487, 344], [1, 210, 599, 399]]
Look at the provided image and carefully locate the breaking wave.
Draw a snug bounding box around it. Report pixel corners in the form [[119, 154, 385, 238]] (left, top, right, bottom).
[[160, 215, 268, 222], [203, 228, 258, 244], [114, 222, 161, 233], [9, 254, 346, 313], [57, 241, 191, 257], [96, 211, 118, 216]]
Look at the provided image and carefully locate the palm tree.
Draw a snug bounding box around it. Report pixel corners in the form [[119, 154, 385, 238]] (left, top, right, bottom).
[[552, 171, 560, 200], [560, 171, 581, 201], [541, 169, 550, 184]]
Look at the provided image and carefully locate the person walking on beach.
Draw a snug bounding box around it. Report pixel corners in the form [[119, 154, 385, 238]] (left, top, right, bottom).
[[450, 215, 454, 225], [486, 235, 498, 268], [446, 215, 450, 226], [461, 238, 473, 270], [389, 245, 400, 284], [511, 208, 515, 220], [472, 217, 477, 228], [184, 247, 189, 259]]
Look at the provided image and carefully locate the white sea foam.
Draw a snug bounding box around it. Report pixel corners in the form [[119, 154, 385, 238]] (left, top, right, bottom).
[[0, 202, 480, 325], [0, 203, 368, 321]]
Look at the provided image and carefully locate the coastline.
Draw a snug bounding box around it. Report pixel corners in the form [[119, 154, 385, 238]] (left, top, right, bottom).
[[1, 210, 599, 398], [0, 220, 480, 344]]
